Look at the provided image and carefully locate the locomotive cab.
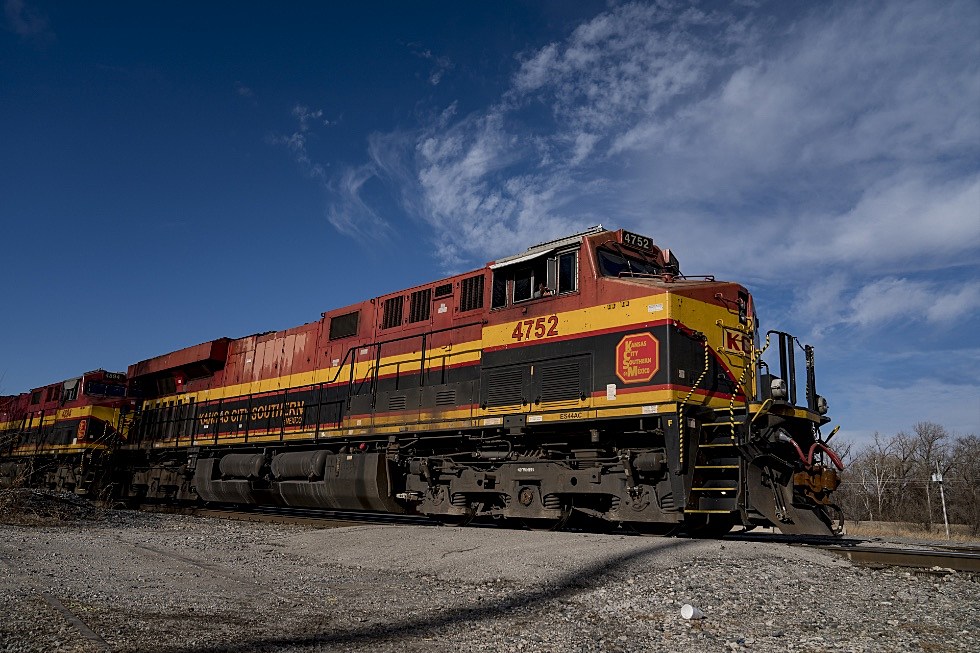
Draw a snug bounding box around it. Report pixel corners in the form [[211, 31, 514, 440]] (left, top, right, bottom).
[[0, 369, 130, 494]]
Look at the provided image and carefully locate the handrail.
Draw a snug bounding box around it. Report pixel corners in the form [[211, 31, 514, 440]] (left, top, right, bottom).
[[765, 330, 818, 413], [325, 320, 485, 387], [133, 320, 490, 447], [614, 271, 716, 282]]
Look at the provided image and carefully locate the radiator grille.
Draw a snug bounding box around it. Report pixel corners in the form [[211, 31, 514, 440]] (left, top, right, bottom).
[[459, 274, 485, 312], [486, 368, 524, 407], [409, 289, 431, 323], [382, 297, 403, 330], [540, 363, 580, 402]]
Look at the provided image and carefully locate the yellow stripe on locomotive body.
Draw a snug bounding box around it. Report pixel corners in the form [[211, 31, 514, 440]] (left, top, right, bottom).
[[1, 403, 126, 457], [481, 286, 756, 410], [134, 286, 756, 445]]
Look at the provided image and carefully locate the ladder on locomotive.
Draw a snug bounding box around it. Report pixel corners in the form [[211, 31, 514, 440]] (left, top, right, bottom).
[[684, 415, 748, 516]]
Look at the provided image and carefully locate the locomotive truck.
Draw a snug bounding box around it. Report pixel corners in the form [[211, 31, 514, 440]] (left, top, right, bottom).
[[0, 226, 843, 535]]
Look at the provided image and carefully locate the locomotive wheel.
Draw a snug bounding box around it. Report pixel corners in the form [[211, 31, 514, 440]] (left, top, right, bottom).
[[518, 505, 573, 531], [434, 506, 476, 527]]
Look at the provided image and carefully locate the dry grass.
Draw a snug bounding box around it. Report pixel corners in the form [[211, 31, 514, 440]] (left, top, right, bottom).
[[0, 488, 99, 525], [845, 519, 980, 543]]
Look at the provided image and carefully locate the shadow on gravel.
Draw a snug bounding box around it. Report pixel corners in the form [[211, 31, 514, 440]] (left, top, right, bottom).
[[160, 537, 699, 653]]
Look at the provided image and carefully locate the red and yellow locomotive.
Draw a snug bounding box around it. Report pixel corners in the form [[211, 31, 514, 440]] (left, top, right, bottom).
[[0, 369, 130, 495], [1, 227, 843, 535]]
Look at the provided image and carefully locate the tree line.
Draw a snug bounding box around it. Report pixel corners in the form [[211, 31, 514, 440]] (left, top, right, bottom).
[[835, 422, 979, 535]]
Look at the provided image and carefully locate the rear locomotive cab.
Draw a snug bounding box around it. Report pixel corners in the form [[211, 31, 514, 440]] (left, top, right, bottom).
[[0, 370, 130, 495]]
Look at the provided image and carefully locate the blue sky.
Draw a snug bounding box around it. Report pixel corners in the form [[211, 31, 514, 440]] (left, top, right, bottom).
[[2, 1, 978, 447]]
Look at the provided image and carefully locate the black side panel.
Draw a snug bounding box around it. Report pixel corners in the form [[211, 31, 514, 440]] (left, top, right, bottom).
[[533, 355, 591, 405], [482, 365, 529, 408]]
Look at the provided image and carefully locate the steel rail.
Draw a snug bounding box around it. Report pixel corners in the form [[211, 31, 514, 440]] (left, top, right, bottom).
[[725, 531, 980, 573], [818, 545, 980, 573], [139, 503, 437, 529]]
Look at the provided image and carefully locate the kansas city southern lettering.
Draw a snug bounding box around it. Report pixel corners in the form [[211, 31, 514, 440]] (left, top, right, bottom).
[[615, 333, 659, 384], [198, 400, 307, 428]]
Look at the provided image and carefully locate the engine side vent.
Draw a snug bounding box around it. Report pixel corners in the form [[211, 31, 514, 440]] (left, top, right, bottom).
[[435, 390, 457, 406], [388, 395, 407, 411], [382, 296, 404, 330], [486, 368, 524, 407], [434, 283, 453, 298], [540, 363, 580, 402], [459, 274, 485, 312], [409, 289, 432, 323]]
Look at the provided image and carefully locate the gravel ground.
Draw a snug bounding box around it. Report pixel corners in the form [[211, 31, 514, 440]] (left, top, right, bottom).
[[0, 506, 977, 653]]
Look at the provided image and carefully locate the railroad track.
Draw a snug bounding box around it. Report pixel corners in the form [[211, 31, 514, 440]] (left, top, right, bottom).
[[816, 545, 980, 574], [725, 530, 980, 574], [141, 503, 439, 529]]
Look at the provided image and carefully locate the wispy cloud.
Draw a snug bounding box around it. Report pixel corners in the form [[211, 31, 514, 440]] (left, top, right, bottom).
[[844, 278, 980, 329], [775, 174, 980, 278], [235, 82, 254, 99], [789, 271, 980, 343], [287, 0, 978, 280], [270, 104, 395, 241], [339, 1, 979, 275], [4, 0, 54, 43], [325, 163, 393, 241], [269, 104, 337, 183], [835, 374, 980, 443], [408, 44, 454, 86]]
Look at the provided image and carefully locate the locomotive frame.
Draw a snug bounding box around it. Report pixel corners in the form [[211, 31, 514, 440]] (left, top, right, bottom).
[[1, 226, 843, 536]]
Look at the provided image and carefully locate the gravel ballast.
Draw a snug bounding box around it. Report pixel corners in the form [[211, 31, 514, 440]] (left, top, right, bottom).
[[0, 509, 977, 653]]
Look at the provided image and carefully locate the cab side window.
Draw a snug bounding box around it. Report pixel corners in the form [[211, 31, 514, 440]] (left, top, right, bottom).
[[513, 267, 534, 303], [491, 248, 578, 308], [557, 251, 577, 293]]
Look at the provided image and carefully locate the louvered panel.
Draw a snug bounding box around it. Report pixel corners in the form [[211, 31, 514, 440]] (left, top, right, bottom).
[[388, 395, 407, 411], [486, 368, 524, 407], [435, 390, 457, 406], [540, 363, 580, 402]]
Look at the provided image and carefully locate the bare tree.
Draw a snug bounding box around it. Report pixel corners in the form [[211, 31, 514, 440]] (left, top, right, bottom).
[[840, 432, 901, 522], [947, 434, 980, 535], [910, 422, 952, 531], [837, 422, 978, 535]]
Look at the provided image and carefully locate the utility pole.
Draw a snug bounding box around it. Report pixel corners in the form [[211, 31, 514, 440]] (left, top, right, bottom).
[[931, 460, 951, 540]]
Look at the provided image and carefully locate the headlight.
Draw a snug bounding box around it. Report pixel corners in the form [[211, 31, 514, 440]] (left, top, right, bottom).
[[771, 378, 787, 399], [816, 395, 829, 415]]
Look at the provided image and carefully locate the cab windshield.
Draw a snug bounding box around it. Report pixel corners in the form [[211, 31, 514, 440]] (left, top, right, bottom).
[[596, 247, 665, 278]]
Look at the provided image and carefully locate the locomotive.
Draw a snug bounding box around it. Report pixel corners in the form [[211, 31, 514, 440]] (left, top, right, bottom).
[[0, 226, 844, 535]]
